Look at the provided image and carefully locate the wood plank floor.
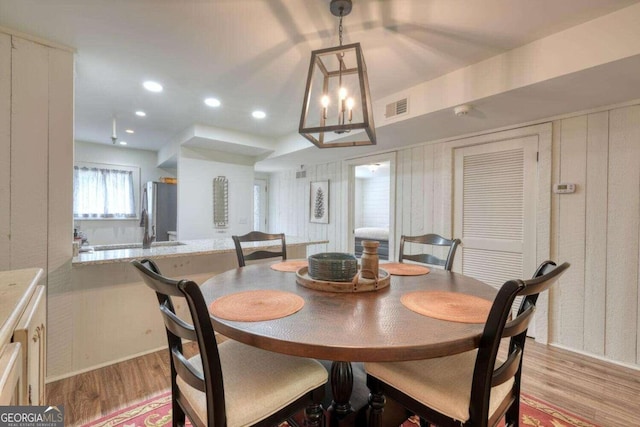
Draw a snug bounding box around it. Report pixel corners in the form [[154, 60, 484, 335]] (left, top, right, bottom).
[[46, 339, 640, 427]]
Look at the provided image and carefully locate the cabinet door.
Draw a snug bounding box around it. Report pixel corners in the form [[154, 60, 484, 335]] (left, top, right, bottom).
[[0, 343, 22, 405], [14, 285, 46, 405]]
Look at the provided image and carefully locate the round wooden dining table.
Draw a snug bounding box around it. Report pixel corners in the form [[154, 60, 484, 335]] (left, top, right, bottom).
[[200, 261, 497, 425]]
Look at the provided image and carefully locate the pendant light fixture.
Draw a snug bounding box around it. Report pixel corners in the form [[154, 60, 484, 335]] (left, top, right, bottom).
[[299, 0, 376, 148]]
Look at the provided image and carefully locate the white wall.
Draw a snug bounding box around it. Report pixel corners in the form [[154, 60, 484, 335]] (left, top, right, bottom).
[[360, 174, 390, 229], [269, 164, 345, 256], [550, 105, 640, 366], [177, 147, 254, 240], [268, 102, 640, 369], [73, 141, 176, 245]]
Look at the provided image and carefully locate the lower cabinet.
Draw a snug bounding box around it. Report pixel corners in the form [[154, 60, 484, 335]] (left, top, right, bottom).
[[0, 343, 22, 405], [13, 284, 46, 405]]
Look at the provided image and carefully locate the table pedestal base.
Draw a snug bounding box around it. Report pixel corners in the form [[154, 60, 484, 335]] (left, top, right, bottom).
[[329, 361, 354, 426]]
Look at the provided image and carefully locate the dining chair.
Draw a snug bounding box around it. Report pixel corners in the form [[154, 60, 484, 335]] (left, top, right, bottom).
[[365, 260, 570, 427], [131, 259, 327, 427], [398, 234, 461, 271], [232, 231, 287, 267]]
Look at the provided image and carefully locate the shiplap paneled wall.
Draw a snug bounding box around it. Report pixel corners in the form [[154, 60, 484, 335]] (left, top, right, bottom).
[[269, 105, 640, 368], [269, 164, 345, 256], [551, 105, 640, 366]]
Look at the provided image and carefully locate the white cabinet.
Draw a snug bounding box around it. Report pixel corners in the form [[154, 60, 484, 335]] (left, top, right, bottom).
[[0, 268, 45, 406], [14, 285, 46, 405], [0, 343, 22, 405]]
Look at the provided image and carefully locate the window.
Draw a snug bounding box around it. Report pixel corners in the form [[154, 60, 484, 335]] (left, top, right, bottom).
[[73, 163, 138, 219]]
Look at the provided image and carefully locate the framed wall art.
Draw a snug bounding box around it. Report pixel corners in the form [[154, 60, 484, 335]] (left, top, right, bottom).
[[310, 180, 329, 224]]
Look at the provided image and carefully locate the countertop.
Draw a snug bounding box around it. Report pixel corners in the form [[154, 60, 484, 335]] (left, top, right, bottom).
[[0, 268, 43, 350], [72, 236, 328, 266]]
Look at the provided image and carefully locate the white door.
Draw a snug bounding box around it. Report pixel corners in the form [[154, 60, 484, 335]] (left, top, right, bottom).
[[253, 179, 268, 232], [453, 136, 538, 291]]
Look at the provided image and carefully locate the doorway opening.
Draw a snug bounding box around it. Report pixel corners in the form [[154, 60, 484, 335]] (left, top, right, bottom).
[[345, 153, 396, 261]]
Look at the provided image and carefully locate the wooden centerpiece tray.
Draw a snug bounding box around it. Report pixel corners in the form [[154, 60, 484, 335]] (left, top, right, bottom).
[[296, 266, 390, 293]]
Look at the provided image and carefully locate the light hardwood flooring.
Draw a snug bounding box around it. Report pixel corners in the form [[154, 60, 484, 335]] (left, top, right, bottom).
[[46, 339, 640, 427]]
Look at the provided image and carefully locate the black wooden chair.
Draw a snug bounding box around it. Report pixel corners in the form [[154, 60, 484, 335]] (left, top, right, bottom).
[[232, 231, 287, 267], [131, 259, 327, 427], [365, 260, 569, 427], [398, 234, 461, 271]]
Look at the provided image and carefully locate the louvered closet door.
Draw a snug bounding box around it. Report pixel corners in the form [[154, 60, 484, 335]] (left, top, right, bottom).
[[453, 136, 537, 290]]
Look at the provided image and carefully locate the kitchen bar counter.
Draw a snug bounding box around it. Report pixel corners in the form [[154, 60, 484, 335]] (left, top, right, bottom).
[[51, 236, 329, 380], [73, 236, 326, 266]]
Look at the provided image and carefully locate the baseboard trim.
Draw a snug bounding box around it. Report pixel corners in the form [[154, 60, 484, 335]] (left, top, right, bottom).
[[549, 342, 640, 372], [45, 345, 166, 384]]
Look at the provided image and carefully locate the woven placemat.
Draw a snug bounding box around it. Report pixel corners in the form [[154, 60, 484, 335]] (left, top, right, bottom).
[[401, 291, 492, 323], [270, 259, 308, 272], [381, 262, 430, 276], [209, 290, 304, 322]]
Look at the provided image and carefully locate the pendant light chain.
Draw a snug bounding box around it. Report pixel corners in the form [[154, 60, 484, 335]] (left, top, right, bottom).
[[338, 13, 344, 46]]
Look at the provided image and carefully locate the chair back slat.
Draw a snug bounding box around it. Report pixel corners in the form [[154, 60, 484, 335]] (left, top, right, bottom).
[[160, 304, 197, 342], [171, 348, 206, 392], [399, 234, 461, 271], [491, 346, 523, 387], [232, 232, 287, 267], [401, 253, 446, 267], [502, 305, 535, 338]]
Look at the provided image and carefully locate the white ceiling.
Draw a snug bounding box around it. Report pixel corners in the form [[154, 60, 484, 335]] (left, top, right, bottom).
[[1, 0, 639, 171]]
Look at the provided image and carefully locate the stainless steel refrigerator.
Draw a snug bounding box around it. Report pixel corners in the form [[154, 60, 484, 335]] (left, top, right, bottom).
[[144, 181, 177, 242]]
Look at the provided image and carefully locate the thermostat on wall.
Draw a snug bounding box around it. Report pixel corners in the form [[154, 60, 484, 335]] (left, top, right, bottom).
[[553, 183, 576, 194]]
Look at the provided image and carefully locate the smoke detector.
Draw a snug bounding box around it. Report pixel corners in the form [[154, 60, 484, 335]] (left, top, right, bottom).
[[454, 104, 472, 116]]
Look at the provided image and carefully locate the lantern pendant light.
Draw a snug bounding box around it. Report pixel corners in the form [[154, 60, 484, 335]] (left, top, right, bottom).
[[299, 0, 376, 148]]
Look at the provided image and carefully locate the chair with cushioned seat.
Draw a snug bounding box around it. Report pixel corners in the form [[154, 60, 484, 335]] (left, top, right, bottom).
[[365, 260, 569, 427], [232, 232, 287, 267], [398, 234, 461, 271], [132, 258, 327, 427]]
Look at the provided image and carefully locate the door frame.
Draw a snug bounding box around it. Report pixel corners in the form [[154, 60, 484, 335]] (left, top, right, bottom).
[[342, 152, 397, 257]]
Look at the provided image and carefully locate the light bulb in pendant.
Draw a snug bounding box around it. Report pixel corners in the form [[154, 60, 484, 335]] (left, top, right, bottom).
[[346, 97, 355, 122], [321, 95, 330, 120], [338, 87, 347, 100]]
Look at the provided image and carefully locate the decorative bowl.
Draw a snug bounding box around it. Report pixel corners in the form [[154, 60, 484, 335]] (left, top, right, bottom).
[[308, 252, 358, 282]]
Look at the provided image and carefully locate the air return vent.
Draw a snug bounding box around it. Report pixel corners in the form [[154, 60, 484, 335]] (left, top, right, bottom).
[[385, 97, 408, 119]]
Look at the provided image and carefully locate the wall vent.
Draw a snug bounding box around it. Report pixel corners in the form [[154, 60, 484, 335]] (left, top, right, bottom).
[[296, 170, 307, 179], [385, 97, 408, 119]]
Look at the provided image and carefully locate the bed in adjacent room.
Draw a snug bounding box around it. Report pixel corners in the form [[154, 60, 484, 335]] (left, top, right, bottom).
[[354, 227, 389, 260]]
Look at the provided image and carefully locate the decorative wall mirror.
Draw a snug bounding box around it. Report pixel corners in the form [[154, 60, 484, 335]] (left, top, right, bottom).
[[213, 176, 229, 228]]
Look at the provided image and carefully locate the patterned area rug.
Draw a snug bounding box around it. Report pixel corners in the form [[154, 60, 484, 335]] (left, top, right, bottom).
[[81, 391, 599, 427]]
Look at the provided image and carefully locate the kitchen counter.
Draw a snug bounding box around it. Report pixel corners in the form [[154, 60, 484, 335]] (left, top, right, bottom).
[[73, 236, 327, 266], [51, 236, 329, 380]]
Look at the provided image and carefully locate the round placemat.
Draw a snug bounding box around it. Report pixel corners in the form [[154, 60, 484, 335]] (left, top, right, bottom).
[[209, 290, 304, 322], [401, 291, 492, 323], [270, 259, 308, 272], [381, 262, 430, 276]]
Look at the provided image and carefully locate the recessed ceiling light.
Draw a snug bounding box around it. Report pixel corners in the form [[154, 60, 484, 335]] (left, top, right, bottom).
[[252, 110, 266, 119], [125, 129, 134, 134], [119, 141, 127, 146], [204, 98, 221, 107], [143, 81, 163, 92], [135, 111, 146, 117]]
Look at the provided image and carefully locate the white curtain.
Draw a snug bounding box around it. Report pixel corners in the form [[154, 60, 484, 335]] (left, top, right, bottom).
[[74, 166, 136, 218]]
